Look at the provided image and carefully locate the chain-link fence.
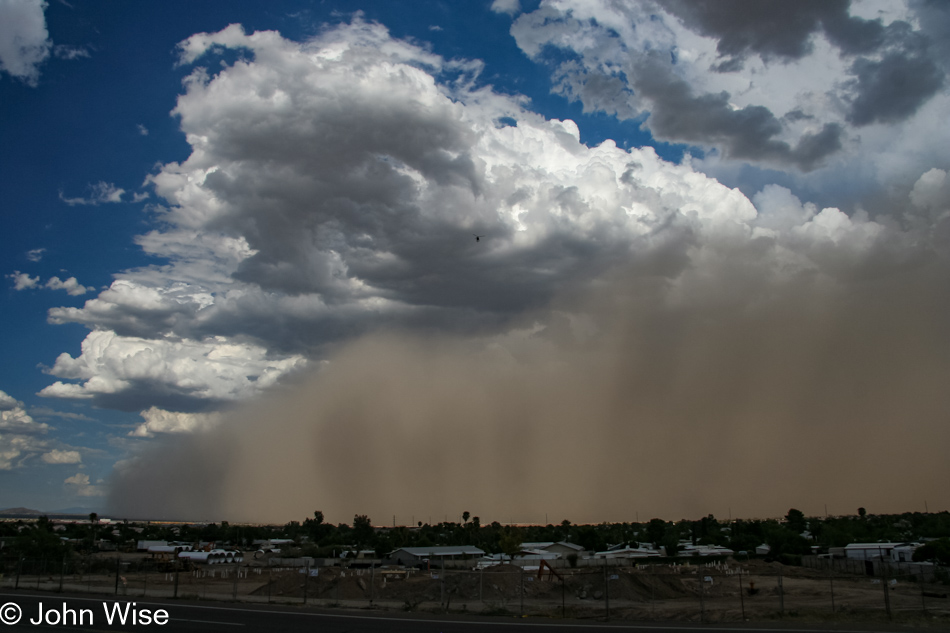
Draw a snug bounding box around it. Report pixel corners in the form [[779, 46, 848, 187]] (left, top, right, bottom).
[[2, 556, 947, 623]]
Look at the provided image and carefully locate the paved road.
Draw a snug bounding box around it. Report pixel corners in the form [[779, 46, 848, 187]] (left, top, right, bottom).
[[0, 591, 910, 633]]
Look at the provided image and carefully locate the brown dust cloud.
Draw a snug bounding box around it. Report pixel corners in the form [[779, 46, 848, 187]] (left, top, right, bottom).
[[106, 239, 950, 525]]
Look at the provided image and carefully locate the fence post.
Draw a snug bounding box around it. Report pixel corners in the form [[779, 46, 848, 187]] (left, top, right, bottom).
[[651, 564, 656, 616], [233, 564, 239, 601], [881, 561, 892, 620], [603, 558, 610, 621], [303, 563, 309, 605], [267, 563, 273, 604], [738, 570, 745, 620], [479, 566, 483, 603], [777, 569, 784, 617], [114, 552, 120, 595], [370, 563, 375, 606], [15, 557, 22, 589], [520, 565, 525, 616], [829, 564, 835, 614], [562, 574, 566, 619], [699, 566, 705, 624], [173, 565, 179, 599], [59, 554, 66, 592]]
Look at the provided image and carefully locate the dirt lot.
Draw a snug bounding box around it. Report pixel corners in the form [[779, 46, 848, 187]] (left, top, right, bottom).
[[6, 555, 949, 625]]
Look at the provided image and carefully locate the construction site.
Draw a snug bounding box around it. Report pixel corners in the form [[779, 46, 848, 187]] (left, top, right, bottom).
[[4, 553, 948, 625]]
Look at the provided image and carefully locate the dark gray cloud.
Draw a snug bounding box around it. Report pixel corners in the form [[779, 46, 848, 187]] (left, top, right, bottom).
[[658, 0, 884, 65], [845, 22, 944, 126], [508, 0, 947, 176], [847, 52, 943, 126], [910, 0, 950, 67], [657, 1, 943, 129], [634, 55, 842, 171]]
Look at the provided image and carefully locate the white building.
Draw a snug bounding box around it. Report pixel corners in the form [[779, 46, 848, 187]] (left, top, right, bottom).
[[389, 546, 485, 566], [678, 543, 735, 557], [592, 545, 661, 559]]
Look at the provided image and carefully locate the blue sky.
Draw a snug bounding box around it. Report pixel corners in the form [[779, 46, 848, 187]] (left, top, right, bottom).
[[2, 0, 949, 522]]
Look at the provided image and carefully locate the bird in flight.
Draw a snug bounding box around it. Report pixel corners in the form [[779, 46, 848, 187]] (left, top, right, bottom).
[[474, 234, 484, 242]]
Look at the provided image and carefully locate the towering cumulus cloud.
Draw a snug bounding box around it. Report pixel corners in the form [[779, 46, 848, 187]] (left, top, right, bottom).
[[70, 17, 949, 522]]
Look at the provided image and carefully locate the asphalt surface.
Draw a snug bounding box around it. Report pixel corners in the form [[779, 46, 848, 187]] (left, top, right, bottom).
[[0, 590, 924, 633]]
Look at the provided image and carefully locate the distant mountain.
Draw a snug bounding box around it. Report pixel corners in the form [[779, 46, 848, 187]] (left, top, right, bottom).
[[0, 506, 103, 517], [49, 507, 101, 515]]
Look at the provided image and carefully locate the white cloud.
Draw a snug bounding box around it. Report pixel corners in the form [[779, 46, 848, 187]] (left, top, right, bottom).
[[64, 472, 105, 496], [9, 270, 39, 289], [52, 43, 87, 60], [39, 330, 306, 410], [0, 0, 50, 85], [64, 472, 87, 485], [137, 124, 148, 136], [28, 406, 93, 421], [911, 168, 950, 212], [26, 247, 45, 262], [42, 448, 81, 464], [130, 407, 222, 437], [0, 390, 22, 411], [0, 389, 49, 470], [60, 181, 125, 206], [45, 276, 93, 295], [9, 271, 93, 294], [490, 0, 521, 16]]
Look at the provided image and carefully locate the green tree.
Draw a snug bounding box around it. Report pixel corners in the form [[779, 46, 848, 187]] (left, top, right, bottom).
[[498, 527, 522, 561], [660, 524, 682, 557], [353, 514, 374, 551], [763, 523, 811, 564], [913, 538, 950, 566], [785, 508, 806, 533], [645, 518, 667, 547], [17, 516, 70, 560]]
